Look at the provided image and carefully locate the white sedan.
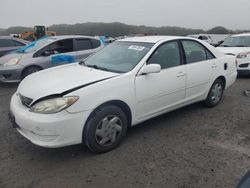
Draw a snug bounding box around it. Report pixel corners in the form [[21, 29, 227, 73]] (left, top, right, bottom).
[[217, 33, 250, 76], [9, 36, 237, 153]]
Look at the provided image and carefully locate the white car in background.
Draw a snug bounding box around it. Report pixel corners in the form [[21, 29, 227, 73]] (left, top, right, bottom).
[[217, 33, 250, 76], [9, 36, 237, 153], [188, 34, 214, 45]]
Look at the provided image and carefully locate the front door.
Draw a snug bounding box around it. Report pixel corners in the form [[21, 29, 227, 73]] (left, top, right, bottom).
[[135, 40, 186, 121]]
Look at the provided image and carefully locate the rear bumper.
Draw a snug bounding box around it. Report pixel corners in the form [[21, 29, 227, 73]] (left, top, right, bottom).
[[0, 65, 22, 83], [225, 71, 237, 88], [237, 69, 250, 75]]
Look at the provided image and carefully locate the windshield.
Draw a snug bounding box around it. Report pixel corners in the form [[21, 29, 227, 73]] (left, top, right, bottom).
[[221, 36, 250, 47], [83, 41, 153, 73], [16, 37, 56, 53]]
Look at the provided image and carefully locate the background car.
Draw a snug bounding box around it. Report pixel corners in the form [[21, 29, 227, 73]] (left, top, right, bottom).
[[217, 33, 250, 76], [0, 36, 29, 57], [0, 35, 103, 82], [10, 36, 237, 153]]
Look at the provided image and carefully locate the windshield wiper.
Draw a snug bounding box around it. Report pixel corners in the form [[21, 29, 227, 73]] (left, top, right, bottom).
[[235, 45, 246, 47], [220, 44, 231, 47]]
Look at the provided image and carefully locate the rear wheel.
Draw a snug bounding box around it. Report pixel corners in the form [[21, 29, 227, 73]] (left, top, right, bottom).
[[204, 79, 224, 107], [84, 105, 128, 153], [21, 66, 42, 80]]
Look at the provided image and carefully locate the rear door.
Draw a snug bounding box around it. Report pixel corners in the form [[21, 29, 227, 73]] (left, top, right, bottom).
[[181, 39, 219, 101]]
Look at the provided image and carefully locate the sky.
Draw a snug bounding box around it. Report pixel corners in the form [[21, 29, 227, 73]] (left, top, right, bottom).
[[0, 0, 250, 30]]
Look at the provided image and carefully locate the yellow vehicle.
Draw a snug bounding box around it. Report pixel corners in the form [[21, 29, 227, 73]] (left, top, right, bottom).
[[20, 26, 56, 41]]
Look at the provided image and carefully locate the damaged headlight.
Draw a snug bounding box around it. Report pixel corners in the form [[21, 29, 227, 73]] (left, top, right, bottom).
[[30, 96, 79, 114]]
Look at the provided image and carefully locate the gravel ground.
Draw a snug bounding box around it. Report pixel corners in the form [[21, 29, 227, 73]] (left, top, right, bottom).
[[0, 77, 249, 188]]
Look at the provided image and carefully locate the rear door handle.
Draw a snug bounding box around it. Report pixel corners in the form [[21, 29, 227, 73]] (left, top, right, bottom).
[[177, 72, 186, 77], [211, 64, 218, 68]]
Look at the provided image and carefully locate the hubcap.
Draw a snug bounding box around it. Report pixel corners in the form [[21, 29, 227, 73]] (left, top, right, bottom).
[[211, 83, 223, 103], [95, 115, 122, 146]]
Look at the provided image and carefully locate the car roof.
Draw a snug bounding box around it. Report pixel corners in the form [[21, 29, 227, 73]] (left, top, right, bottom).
[[0, 36, 29, 44], [232, 33, 250, 37], [118, 35, 188, 43], [48, 35, 99, 40]]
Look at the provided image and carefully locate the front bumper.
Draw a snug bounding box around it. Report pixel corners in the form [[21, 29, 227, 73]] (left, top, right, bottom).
[[0, 65, 23, 83], [10, 92, 91, 148], [237, 59, 250, 75]]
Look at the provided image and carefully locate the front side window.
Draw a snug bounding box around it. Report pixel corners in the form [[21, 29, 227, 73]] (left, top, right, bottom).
[[34, 39, 73, 57], [83, 41, 153, 73], [182, 40, 214, 64], [75, 39, 92, 51], [147, 41, 181, 69], [0, 39, 16, 47]]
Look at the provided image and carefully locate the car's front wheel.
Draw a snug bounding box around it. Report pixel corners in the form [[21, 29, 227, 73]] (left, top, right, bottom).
[[84, 105, 128, 153], [204, 78, 224, 107], [21, 66, 42, 80]]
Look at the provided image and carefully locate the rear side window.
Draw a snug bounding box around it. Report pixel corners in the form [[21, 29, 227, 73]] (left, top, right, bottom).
[[91, 39, 101, 48], [0, 39, 16, 47], [75, 39, 92, 51], [182, 40, 215, 64]]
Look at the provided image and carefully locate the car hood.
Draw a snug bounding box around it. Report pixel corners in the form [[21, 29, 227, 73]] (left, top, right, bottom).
[[18, 63, 120, 101], [217, 47, 250, 56], [0, 52, 26, 65]]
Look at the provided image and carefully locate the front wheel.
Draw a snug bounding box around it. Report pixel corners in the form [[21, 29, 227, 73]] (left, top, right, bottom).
[[21, 66, 42, 80], [84, 105, 128, 153], [204, 79, 224, 107]]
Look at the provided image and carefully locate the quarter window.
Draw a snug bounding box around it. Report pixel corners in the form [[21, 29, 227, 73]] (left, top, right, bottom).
[[147, 41, 181, 69], [182, 40, 214, 64], [91, 39, 101, 48], [75, 39, 92, 51]]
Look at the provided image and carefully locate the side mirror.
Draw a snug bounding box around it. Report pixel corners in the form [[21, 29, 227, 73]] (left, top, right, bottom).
[[139, 64, 161, 75], [236, 171, 250, 188]]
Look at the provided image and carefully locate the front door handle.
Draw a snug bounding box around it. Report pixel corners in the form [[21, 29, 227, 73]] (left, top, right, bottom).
[[177, 72, 186, 77]]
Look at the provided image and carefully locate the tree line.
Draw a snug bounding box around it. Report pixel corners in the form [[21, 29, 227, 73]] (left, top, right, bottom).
[[0, 22, 248, 37]]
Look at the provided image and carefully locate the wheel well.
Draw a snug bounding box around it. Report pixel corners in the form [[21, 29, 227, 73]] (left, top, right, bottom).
[[21, 65, 43, 78], [217, 76, 226, 88], [86, 100, 132, 127]]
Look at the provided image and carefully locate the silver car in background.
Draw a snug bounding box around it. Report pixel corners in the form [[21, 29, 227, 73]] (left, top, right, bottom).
[[0, 36, 29, 57], [0, 35, 103, 82]]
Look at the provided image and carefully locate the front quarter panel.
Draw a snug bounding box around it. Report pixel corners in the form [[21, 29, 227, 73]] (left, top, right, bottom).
[[65, 73, 136, 122]]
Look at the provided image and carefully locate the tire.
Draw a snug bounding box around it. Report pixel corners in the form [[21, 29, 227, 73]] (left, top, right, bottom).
[[84, 105, 128, 153], [22, 66, 42, 80], [204, 79, 224, 107]]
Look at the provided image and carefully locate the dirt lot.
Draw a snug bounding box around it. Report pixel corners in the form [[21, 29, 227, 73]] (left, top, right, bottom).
[[0, 78, 249, 188]]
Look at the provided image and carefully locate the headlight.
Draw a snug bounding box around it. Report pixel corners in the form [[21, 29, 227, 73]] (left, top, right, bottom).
[[3, 57, 21, 66], [30, 96, 79, 114], [237, 52, 250, 59]]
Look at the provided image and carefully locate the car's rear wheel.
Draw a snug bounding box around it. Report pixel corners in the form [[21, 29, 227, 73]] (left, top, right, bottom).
[[84, 105, 128, 153], [21, 66, 42, 80], [204, 79, 224, 107]]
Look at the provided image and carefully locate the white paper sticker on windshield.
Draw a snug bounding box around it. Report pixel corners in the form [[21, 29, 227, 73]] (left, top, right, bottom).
[[128, 45, 145, 51]]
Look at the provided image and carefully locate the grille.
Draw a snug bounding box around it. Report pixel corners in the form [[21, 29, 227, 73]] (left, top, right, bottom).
[[19, 94, 33, 107]]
